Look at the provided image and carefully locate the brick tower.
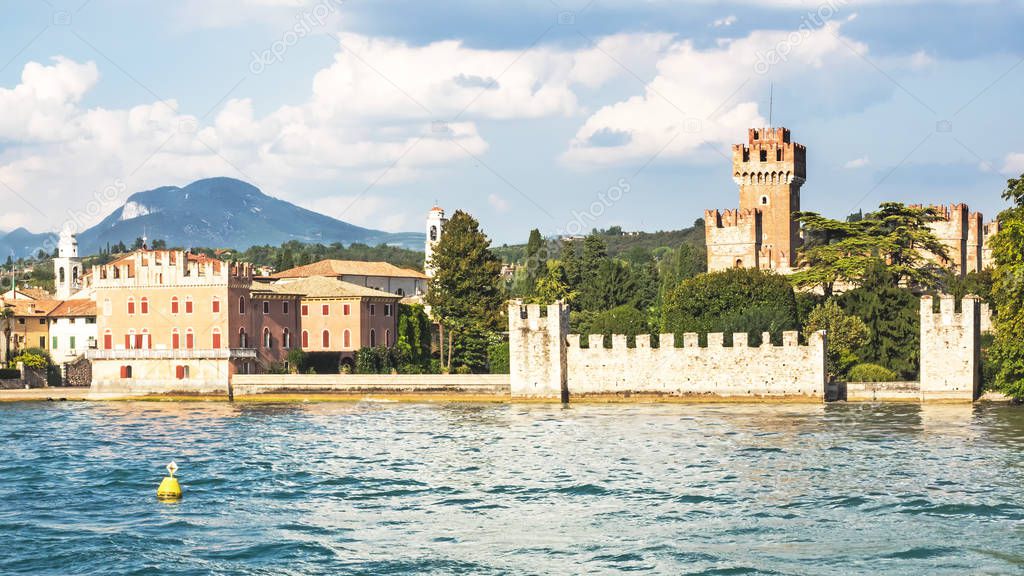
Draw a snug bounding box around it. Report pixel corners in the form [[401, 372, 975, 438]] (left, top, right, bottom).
[[706, 127, 806, 272]]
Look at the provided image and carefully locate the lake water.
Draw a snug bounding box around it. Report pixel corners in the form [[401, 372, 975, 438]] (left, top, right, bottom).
[[1, 401, 1022, 575]]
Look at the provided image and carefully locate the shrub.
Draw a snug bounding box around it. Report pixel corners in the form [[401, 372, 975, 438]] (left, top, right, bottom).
[[13, 352, 48, 370], [454, 365, 472, 375], [847, 363, 899, 382], [487, 340, 510, 374], [802, 299, 870, 381]]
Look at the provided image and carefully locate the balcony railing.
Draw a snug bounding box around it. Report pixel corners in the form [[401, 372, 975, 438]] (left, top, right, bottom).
[[86, 348, 257, 360]]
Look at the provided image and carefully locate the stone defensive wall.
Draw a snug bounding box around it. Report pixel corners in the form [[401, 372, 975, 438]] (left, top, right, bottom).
[[510, 301, 826, 401], [565, 331, 825, 399]]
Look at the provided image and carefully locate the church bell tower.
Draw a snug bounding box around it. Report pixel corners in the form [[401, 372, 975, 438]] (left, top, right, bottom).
[[54, 229, 82, 300]]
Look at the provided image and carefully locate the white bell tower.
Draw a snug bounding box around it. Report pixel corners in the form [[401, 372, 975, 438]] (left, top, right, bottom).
[[425, 206, 447, 278], [54, 229, 81, 300]]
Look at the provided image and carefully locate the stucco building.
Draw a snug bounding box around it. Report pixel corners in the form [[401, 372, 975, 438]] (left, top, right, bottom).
[[87, 249, 299, 392]]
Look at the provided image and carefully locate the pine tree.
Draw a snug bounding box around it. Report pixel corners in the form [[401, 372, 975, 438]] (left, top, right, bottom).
[[425, 210, 502, 371]]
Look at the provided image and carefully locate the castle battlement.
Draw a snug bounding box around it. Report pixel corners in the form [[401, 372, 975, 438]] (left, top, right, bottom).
[[93, 250, 253, 289], [567, 330, 820, 350], [705, 208, 760, 228], [920, 295, 980, 401]]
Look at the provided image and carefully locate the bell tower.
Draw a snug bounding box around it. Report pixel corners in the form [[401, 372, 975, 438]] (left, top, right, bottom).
[[733, 127, 806, 271], [424, 206, 447, 279], [54, 228, 82, 299]]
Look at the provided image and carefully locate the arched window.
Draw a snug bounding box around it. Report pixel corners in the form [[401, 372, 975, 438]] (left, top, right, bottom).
[[761, 195, 769, 205], [735, 259, 744, 268], [126, 330, 135, 349], [59, 267, 65, 283], [127, 297, 135, 315], [172, 328, 180, 349], [239, 328, 248, 348], [239, 296, 246, 314], [185, 328, 195, 349], [171, 296, 179, 314], [212, 328, 221, 349], [103, 330, 112, 350], [385, 329, 391, 347], [263, 301, 270, 315], [282, 329, 291, 348], [343, 329, 351, 349], [185, 296, 194, 314], [263, 327, 272, 349], [322, 330, 330, 348], [140, 329, 150, 349], [301, 330, 309, 348], [140, 297, 149, 314], [72, 267, 79, 284], [120, 365, 132, 378], [430, 225, 438, 241], [369, 329, 376, 347]]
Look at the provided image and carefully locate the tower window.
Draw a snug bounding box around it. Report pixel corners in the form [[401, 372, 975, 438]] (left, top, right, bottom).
[[759, 149, 767, 162], [761, 196, 769, 205], [430, 225, 438, 241], [776, 148, 782, 161]]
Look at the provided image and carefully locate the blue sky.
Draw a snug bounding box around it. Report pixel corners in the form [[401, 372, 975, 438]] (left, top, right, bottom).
[[0, 0, 1021, 245]]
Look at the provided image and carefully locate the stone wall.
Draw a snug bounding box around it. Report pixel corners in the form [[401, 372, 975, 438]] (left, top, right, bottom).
[[566, 331, 826, 399], [509, 301, 827, 400], [508, 302, 569, 399], [232, 374, 509, 396], [920, 295, 980, 402], [64, 356, 92, 387]]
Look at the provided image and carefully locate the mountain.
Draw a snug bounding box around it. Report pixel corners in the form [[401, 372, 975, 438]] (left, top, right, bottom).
[[70, 177, 423, 255], [0, 228, 57, 260]]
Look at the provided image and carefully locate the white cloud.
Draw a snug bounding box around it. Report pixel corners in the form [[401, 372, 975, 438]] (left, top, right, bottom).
[[0, 33, 663, 232], [844, 156, 870, 169], [1001, 152, 1024, 175], [488, 193, 510, 212], [562, 22, 878, 167], [712, 15, 737, 28]]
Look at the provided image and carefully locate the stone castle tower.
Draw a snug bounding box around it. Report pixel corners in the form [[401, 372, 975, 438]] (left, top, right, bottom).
[[54, 229, 82, 299], [705, 127, 806, 272], [424, 206, 448, 278]]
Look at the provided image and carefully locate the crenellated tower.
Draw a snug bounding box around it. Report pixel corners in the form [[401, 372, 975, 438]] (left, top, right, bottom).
[[706, 127, 806, 273]]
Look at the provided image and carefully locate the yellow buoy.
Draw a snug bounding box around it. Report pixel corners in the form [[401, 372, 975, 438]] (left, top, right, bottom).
[[157, 461, 182, 501]]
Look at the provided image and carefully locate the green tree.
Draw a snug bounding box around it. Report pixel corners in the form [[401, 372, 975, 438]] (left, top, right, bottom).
[[792, 203, 950, 296], [396, 304, 432, 372], [524, 228, 547, 293], [837, 260, 920, 379], [531, 261, 577, 304], [425, 210, 503, 371], [581, 234, 608, 285], [662, 268, 799, 344], [562, 240, 583, 288], [802, 299, 870, 381], [989, 177, 1024, 398], [579, 259, 635, 311], [574, 304, 649, 347], [0, 303, 13, 367]]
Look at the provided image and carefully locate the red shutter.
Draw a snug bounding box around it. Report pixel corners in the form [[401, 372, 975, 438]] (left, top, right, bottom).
[[175, 365, 184, 380], [128, 301, 135, 314], [125, 334, 131, 349], [104, 334, 112, 349], [135, 334, 143, 349], [186, 333, 194, 349], [301, 331, 308, 348], [322, 304, 329, 316], [212, 299, 220, 313], [141, 299, 148, 314], [172, 333, 180, 349], [322, 331, 330, 348], [185, 300, 193, 314], [171, 299, 179, 314], [213, 332, 221, 349]]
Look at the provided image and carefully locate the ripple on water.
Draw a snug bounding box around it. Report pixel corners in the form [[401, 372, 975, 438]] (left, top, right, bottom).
[[0, 401, 1022, 575]]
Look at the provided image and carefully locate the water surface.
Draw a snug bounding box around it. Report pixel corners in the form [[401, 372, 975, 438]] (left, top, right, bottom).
[[1, 401, 1022, 575]]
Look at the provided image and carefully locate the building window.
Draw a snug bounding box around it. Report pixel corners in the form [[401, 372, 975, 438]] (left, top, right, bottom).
[[384, 304, 392, 317], [283, 329, 291, 348], [186, 329, 195, 349], [39, 318, 46, 325], [343, 304, 350, 316], [759, 149, 767, 162], [396, 288, 405, 296], [52, 336, 58, 350], [301, 304, 308, 316], [239, 328, 248, 348], [370, 304, 376, 316], [70, 336, 76, 349], [369, 329, 376, 347], [120, 365, 132, 379], [343, 329, 351, 348], [103, 299, 112, 316], [139, 297, 148, 314], [172, 329, 180, 349], [322, 330, 330, 348], [212, 298, 220, 313], [263, 328, 272, 349], [761, 195, 769, 205], [239, 296, 246, 314], [175, 365, 190, 380], [430, 225, 438, 241], [263, 301, 270, 315], [212, 328, 221, 349], [185, 297, 194, 314], [385, 330, 391, 347], [127, 298, 135, 315], [283, 301, 289, 315], [322, 304, 330, 316], [103, 331, 112, 350], [776, 148, 782, 161], [171, 297, 179, 314], [301, 330, 308, 348]]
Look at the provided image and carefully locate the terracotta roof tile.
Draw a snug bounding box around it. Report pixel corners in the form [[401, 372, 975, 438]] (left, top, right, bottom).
[[271, 259, 427, 280], [46, 299, 97, 317], [268, 276, 402, 300]]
